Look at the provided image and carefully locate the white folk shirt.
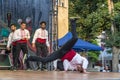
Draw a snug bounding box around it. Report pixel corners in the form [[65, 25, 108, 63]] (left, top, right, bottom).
[[13, 29, 30, 41], [32, 28, 49, 47], [63, 53, 88, 71], [7, 32, 14, 48]]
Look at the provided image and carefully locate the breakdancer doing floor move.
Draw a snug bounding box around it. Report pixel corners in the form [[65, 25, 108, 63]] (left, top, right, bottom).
[[27, 19, 88, 73]]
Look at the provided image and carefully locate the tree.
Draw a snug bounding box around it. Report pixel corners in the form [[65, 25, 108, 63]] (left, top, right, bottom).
[[106, 1, 120, 72], [69, 0, 111, 40], [69, 0, 120, 72], [69, 0, 111, 63]]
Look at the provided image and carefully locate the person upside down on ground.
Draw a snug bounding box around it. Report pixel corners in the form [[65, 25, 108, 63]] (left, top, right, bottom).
[[57, 50, 88, 73]]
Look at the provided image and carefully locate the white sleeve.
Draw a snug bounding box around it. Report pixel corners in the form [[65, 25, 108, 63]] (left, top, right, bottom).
[[26, 30, 30, 39], [63, 59, 70, 71], [13, 30, 21, 41], [46, 31, 50, 47], [82, 57, 89, 69], [32, 30, 38, 43], [7, 33, 12, 48]]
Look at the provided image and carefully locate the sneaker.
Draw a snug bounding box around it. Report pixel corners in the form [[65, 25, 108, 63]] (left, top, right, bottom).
[[37, 67, 41, 71], [11, 67, 17, 71], [26, 68, 32, 71]]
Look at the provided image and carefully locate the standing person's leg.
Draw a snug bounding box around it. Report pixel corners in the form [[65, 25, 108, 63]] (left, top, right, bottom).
[[41, 44, 48, 57], [35, 42, 42, 57], [12, 46, 16, 68], [12, 46, 20, 69], [21, 43, 30, 69], [41, 44, 48, 70], [15, 43, 21, 69], [35, 42, 42, 69]]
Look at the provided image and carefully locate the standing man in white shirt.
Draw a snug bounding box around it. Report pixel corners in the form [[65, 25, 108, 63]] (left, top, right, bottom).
[[7, 24, 18, 70], [32, 21, 50, 70], [13, 22, 30, 70]]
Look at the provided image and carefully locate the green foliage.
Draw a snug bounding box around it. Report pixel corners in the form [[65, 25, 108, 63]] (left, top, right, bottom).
[[105, 2, 120, 48], [69, 0, 111, 41], [69, 0, 120, 62], [88, 51, 100, 62], [106, 32, 120, 48], [114, 2, 120, 31], [87, 40, 101, 62]]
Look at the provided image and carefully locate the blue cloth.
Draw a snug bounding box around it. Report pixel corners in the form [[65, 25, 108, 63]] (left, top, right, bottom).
[[58, 32, 103, 51], [1, 28, 10, 37]]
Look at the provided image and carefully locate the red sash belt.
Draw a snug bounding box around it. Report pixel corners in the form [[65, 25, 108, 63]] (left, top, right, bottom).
[[36, 38, 46, 44], [61, 50, 76, 61], [12, 42, 17, 46], [16, 39, 27, 43]]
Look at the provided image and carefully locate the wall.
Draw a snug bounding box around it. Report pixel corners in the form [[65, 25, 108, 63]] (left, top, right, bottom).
[[58, 0, 68, 38]]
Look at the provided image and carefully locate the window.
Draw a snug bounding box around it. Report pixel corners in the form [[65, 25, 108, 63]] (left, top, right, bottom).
[[58, 0, 68, 7]]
